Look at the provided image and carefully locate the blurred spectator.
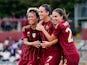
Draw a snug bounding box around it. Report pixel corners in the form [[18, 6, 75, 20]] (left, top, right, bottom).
[[17, 16, 22, 31], [1, 19, 5, 31], [0, 15, 28, 31], [9, 16, 17, 30], [0, 17, 2, 30], [17, 39, 23, 47], [22, 16, 28, 27], [0, 43, 3, 51], [2, 17, 11, 31], [10, 45, 17, 57], [3, 37, 10, 52], [2, 50, 11, 62], [0, 36, 22, 62], [8, 36, 15, 47], [4, 37, 9, 45]]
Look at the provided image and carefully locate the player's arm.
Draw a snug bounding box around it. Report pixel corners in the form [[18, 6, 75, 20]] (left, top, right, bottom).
[[23, 38, 40, 48], [36, 24, 56, 41], [42, 28, 56, 41], [22, 26, 32, 46], [22, 25, 30, 31], [41, 39, 58, 48], [22, 27, 40, 48], [22, 26, 34, 46], [23, 38, 32, 46]]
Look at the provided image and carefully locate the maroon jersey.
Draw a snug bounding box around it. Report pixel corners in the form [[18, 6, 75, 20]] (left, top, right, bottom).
[[19, 26, 41, 65], [53, 21, 80, 65], [53, 21, 79, 55], [40, 21, 54, 41], [39, 21, 61, 65], [22, 26, 41, 42]]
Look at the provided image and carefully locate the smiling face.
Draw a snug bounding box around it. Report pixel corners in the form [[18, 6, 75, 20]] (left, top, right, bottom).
[[27, 12, 38, 25], [38, 6, 49, 20], [52, 11, 63, 24]]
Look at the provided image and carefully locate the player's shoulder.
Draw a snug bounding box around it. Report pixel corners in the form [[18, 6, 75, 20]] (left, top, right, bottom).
[[43, 21, 54, 28], [22, 25, 30, 31], [63, 21, 69, 26], [59, 21, 69, 28], [55, 21, 69, 29]]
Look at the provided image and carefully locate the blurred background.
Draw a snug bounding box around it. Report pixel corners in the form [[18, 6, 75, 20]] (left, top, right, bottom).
[[0, 0, 87, 65]]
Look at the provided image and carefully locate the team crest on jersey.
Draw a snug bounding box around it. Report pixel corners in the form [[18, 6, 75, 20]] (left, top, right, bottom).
[[27, 31, 30, 36], [45, 25, 49, 30], [32, 33, 36, 38]]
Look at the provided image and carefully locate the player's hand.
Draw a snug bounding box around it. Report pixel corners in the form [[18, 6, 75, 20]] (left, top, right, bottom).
[[38, 20, 43, 25], [41, 41, 51, 48], [22, 25, 30, 31], [36, 24, 44, 31], [32, 41, 41, 48]]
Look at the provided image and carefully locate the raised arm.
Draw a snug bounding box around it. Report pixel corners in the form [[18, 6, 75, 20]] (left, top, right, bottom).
[[36, 24, 56, 41]]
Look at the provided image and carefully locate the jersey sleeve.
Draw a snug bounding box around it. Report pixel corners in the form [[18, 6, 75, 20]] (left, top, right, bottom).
[[21, 28, 28, 39]]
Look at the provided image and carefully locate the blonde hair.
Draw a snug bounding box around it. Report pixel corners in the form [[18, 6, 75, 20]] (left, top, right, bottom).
[[26, 7, 38, 15]]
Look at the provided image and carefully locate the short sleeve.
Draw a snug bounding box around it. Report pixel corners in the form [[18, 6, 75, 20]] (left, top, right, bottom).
[[21, 31, 27, 39]]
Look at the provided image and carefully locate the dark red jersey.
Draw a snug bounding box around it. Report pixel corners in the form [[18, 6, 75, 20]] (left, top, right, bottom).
[[40, 21, 54, 41], [22, 26, 41, 42], [39, 21, 61, 65], [53, 21, 80, 65], [53, 21, 79, 55], [19, 26, 41, 65]]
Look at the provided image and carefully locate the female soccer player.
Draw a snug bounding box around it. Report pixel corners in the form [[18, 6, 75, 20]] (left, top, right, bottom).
[[36, 8, 80, 65], [18, 8, 41, 65], [37, 4, 61, 65]]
